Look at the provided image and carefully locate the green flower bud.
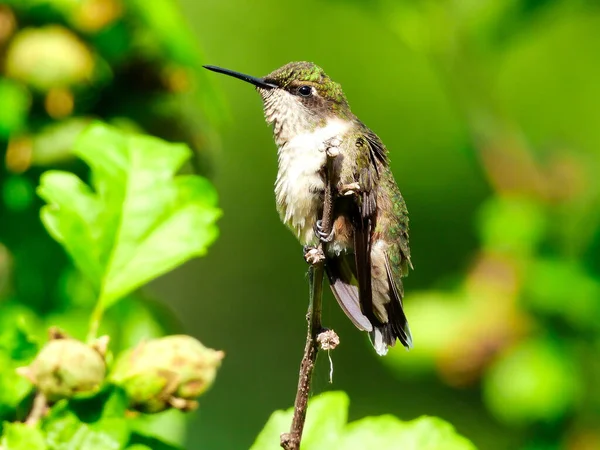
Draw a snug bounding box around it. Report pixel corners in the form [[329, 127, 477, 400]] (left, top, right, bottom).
[[17, 331, 106, 402], [111, 335, 224, 413]]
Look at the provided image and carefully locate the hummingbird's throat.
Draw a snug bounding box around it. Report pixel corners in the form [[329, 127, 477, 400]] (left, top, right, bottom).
[[260, 88, 324, 148]]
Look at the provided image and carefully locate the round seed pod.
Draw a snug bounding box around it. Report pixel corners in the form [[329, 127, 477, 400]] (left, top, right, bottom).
[[111, 335, 224, 413], [18, 333, 106, 402]]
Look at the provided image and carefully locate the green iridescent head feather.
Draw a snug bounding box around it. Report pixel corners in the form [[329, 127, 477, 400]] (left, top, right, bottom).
[[264, 61, 348, 105]]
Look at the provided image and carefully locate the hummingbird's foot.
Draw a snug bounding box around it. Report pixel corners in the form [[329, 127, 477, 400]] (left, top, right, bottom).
[[314, 219, 334, 243], [338, 182, 361, 196], [319, 137, 342, 158], [303, 245, 325, 265]]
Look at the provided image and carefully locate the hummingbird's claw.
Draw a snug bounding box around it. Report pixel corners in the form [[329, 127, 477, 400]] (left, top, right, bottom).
[[314, 220, 334, 243], [319, 137, 342, 158], [303, 245, 325, 265], [339, 182, 361, 196], [326, 147, 340, 158]]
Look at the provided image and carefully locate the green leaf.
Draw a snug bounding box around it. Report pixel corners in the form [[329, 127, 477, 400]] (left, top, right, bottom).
[[1, 422, 47, 450], [251, 392, 475, 450], [43, 404, 130, 450], [338, 416, 476, 450], [100, 387, 129, 419], [37, 123, 220, 313], [299, 392, 348, 450], [65, 385, 129, 423], [250, 409, 291, 450], [129, 409, 187, 448]]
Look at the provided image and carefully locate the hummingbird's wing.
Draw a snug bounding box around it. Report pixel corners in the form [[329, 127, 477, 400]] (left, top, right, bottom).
[[351, 130, 387, 326], [323, 129, 381, 333], [375, 169, 413, 349], [362, 129, 388, 174], [350, 129, 412, 351]]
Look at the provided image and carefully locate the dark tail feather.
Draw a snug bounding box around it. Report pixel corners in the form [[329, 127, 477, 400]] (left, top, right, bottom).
[[385, 296, 413, 349], [367, 254, 413, 355], [369, 310, 412, 356]]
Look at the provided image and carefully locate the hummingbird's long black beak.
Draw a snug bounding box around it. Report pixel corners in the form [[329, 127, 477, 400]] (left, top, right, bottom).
[[203, 65, 278, 89]]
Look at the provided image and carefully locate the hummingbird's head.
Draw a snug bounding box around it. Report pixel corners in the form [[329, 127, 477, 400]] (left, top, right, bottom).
[[204, 62, 352, 138]]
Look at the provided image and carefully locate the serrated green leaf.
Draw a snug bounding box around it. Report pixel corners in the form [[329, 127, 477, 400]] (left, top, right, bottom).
[[251, 392, 475, 450], [338, 415, 476, 450], [1, 422, 47, 450], [37, 123, 220, 313], [37, 171, 105, 290]]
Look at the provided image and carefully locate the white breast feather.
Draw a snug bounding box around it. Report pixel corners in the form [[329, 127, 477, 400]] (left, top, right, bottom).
[[275, 118, 350, 245]]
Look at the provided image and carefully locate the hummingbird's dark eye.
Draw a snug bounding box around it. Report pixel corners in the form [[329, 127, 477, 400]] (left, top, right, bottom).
[[297, 85, 312, 97]]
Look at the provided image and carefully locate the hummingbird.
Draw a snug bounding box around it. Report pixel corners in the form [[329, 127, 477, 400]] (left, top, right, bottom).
[[204, 62, 412, 355]]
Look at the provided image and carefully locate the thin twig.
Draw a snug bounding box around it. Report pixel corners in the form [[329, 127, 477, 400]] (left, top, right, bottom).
[[280, 152, 337, 450]]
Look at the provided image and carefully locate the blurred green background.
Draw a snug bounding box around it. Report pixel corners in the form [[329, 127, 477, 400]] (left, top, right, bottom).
[[2, 0, 600, 449]]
